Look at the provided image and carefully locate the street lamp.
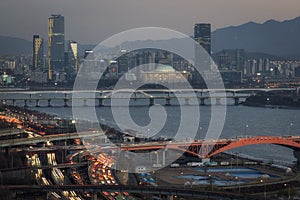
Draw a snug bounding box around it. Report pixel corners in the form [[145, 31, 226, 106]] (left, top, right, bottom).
[[289, 123, 293, 135], [260, 175, 269, 200], [208, 174, 213, 191], [235, 176, 240, 194], [225, 172, 231, 186], [284, 183, 291, 199], [0, 171, 2, 186], [236, 152, 239, 167], [152, 171, 157, 185], [230, 157, 234, 170], [245, 124, 249, 135]]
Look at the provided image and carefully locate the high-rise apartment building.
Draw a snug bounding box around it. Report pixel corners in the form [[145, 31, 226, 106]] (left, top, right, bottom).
[[48, 14, 65, 80], [33, 35, 44, 70], [194, 23, 211, 55]]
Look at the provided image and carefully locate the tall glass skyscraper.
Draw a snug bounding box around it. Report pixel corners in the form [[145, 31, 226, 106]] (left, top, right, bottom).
[[193, 23, 212, 84], [67, 41, 79, 73], [48, 14, 65, 80], [194, 23, 211, 55], [33, 35, 44, 71]]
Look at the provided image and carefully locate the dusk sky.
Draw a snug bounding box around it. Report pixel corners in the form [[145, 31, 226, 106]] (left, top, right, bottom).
[[1, 0, 300, 44]]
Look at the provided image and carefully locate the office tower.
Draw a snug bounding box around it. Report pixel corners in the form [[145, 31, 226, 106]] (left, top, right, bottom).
[[295, 67, 300, 78], [108, 60, 118, 77], [193, 23, 211, 86], [194, 23, 211, 55], [84, 50, 94, 60], [83, 50, 97, 75], [67, 41, 79, 73], [235, 49, 245, 72], [33, 35, 44, 70], [48, 14, 65, 80], [218, 51, 231, 69], [117, 50, 129, 74]]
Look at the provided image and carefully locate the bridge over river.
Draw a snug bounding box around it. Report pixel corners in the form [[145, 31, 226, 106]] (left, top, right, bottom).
[[0, 88, 297, 107], [1, 130, 300, 164]]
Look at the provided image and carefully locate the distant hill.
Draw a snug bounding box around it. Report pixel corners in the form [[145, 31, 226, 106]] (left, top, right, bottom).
[[0, 36, 31, 55], [212, 50, 285, 62], [1, 16, 300, 58], [0, 36, 96, 57], [212, 16, 300, 57]]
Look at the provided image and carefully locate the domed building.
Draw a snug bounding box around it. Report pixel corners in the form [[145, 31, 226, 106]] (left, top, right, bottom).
[[141, 64, 190, 84]]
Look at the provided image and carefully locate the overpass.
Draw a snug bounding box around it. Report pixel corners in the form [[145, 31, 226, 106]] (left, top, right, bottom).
[[0, 131, 103, 148], [4, 184, 248, 199], [0, 129, 24, 137]]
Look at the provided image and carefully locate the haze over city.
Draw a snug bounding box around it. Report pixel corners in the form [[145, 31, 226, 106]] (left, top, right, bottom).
[[1, 0, 300, 44], [1, 1, 300, 199]]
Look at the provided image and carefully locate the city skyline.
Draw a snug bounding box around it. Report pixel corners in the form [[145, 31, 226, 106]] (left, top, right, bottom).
[[1, 0, 300, 44]]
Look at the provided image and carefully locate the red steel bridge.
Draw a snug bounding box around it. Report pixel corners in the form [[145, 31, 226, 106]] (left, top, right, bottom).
[[1, 131, 300, 163], [121, 135, 300, 160]]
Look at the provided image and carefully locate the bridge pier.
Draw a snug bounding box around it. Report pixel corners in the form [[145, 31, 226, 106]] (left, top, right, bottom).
[[234, 97, 239, 106], [47, 99, 52, 107], [83, 99, 87, 106], [216, 98, 221, 105], [184, 98, 190, 106], [165, 98, 171, 106], [24, 99, 28, 107], [162, 149, 166, 166], [149, 98, 154, 106], [98, 98, 104, 107], [64, 99, 68, 107], [92, 191, 98, 200], [12, 99, 16, 106], [35, 100, 40, 107], [293, 150, 300, 166], [200, 98, 205, 106], [168, 195, 174, 200], [0, 100, 5, 105]]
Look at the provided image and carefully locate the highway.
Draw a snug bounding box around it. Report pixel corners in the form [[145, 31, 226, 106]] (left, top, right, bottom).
[[5, 184, 249, 199], [0, 131, 104, 147], [0, 129, 24, 137], [0, 162, 88, 172]]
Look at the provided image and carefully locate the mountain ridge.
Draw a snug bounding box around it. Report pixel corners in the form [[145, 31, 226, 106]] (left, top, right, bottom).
[[212, 16, 300, 56], [0, 16, 300, 58]]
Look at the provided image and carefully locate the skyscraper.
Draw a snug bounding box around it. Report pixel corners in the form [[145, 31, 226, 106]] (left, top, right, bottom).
[[48, 14, 65, 80], [235, 49, 245, 72], [194, 23, 211, 55], [67, 41, 79, 73], [33, 35, 44, 70]]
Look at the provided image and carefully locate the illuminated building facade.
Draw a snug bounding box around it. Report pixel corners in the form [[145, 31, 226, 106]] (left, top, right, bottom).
[[48, 14, 65, 80], [33, 35, 44, 70], [67, 41, 79, 73], [141, 64, 189, 84]]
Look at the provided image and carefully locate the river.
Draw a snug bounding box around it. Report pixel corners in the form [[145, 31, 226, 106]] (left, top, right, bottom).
[[1, 92, 300, 164]]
